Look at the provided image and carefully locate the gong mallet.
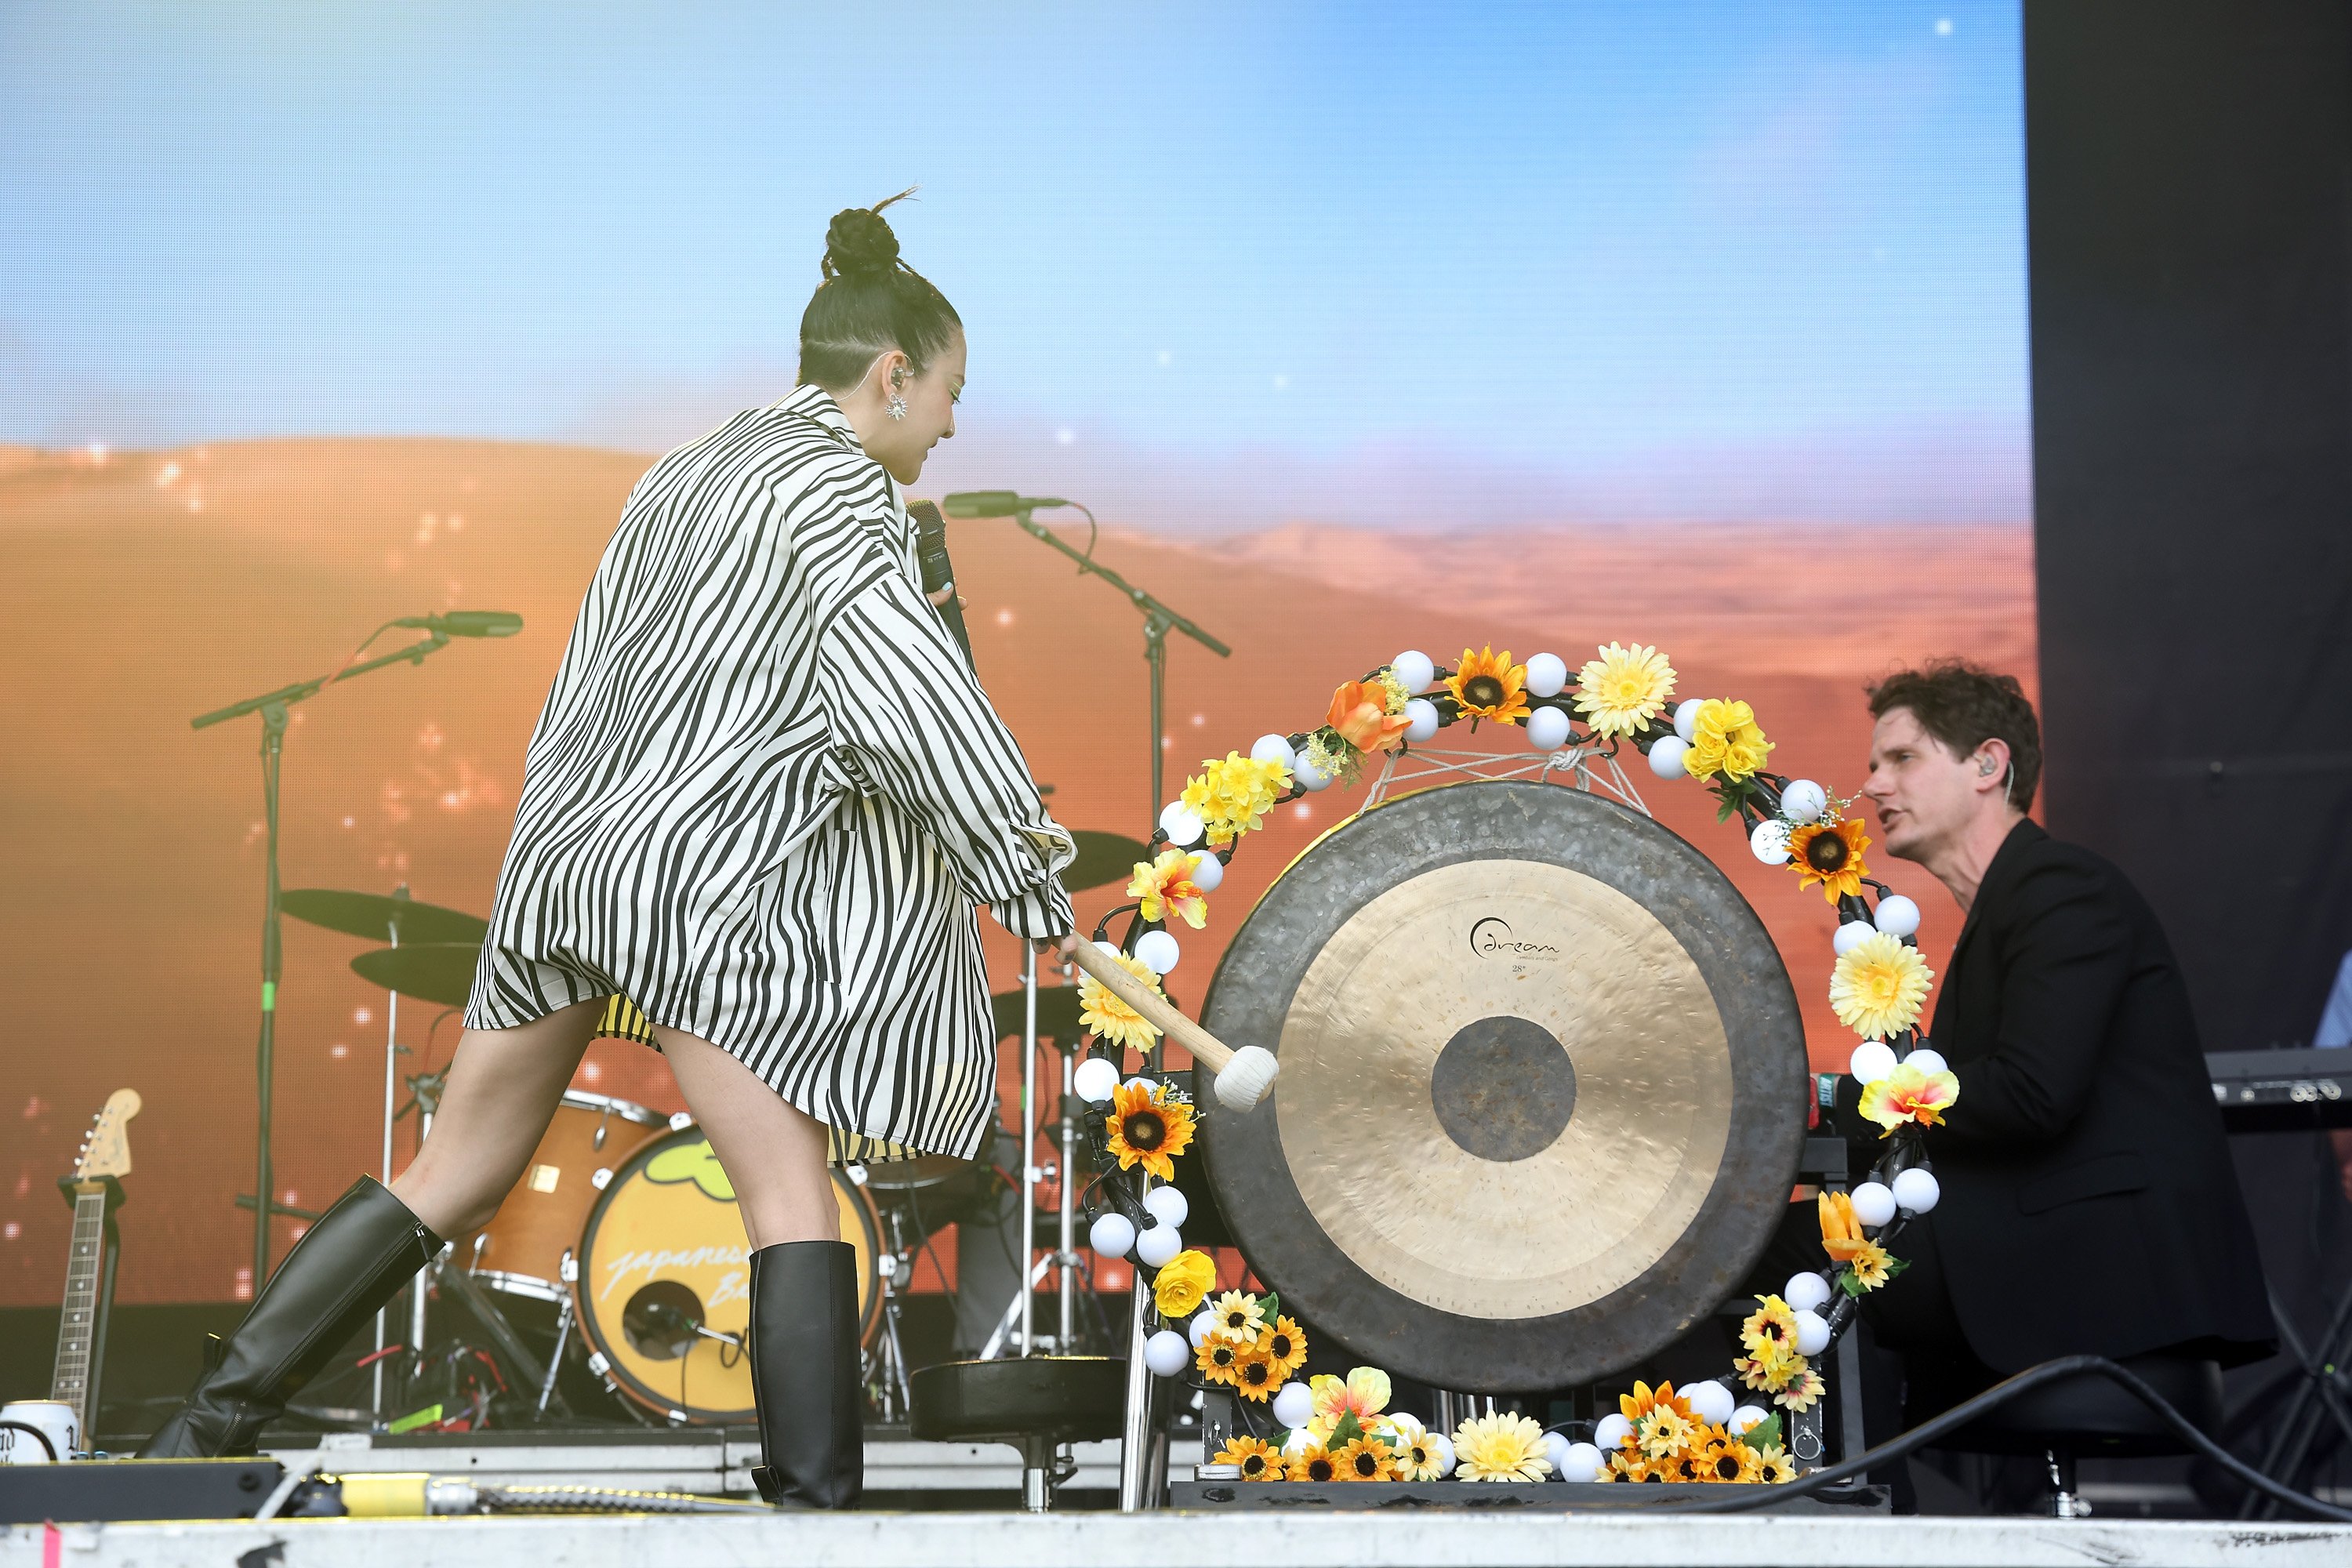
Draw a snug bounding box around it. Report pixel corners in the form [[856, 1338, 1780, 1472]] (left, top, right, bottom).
[[1065, 942, 1279, 1110]]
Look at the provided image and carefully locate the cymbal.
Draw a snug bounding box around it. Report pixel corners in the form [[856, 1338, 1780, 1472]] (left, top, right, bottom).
[[349, 942, 482, 1009], [991, 985, 1086, 1044], [284, 888, 489, 946], [1200, 779, 1806, 1393], [1064, 830, 1152, 893]]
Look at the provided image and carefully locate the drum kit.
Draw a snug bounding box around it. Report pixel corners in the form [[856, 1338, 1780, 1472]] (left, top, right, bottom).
[[271, 828, 1161, 1430]]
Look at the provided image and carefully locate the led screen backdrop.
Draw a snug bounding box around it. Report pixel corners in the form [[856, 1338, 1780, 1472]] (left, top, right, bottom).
[[0, 2, 2031, 1305]]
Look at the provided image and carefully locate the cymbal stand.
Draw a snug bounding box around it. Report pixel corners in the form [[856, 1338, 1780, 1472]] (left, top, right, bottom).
[[1057, 1042, 1079, 1353], [868, 1207, 917, 1422], [1018, 946, 1038, 1356], [405, 1067, 446, 1401], [372, 885, 417, 1420]]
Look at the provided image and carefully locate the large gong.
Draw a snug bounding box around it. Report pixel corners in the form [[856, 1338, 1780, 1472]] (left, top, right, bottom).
[[1199, 779, 1805, 1392]]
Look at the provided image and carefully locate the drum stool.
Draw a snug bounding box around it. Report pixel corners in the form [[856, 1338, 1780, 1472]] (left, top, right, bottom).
[[909, 1357, 1127, 1512], [1944, 1352, 2223, 1516]]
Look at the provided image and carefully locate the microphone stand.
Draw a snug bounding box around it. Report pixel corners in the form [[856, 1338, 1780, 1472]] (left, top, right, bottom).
[[1001, 506, 1230, 819], [193, 630, 456, 1288]]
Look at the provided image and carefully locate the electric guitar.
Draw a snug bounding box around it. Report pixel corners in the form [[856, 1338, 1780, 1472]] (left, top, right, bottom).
[[51, 1089, 140, 1432]]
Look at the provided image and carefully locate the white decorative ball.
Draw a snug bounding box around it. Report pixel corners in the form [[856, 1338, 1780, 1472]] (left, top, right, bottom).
[[1133, 929, 1181, 976], [1142, 1184, 1189, 1229], [1832, 921, 1877, 957], [1087, 1211, 1135, 1258], [1559, 1441, 1606, 1483], [1404, 698, 1441, 743], [1780, 779, 1828, 824], [1157, 803, 1204, 848], [1849, 1181, 1898, 1229], [1291, 753, 1331, 792], [1188, 1311, 1216, 1348], [1524, 652, 1569, 699], [1250, 734, 1297, 770], [1729, 1406, 1769, 1436], [1849, 1040, 1897, 1085], [1391, 650, 1436, 695], [1272, 1382, 1315, 1430], [1526, 706, 1572, 752], [1073, 1056, 1120, 1105], [1904, 1048, 1947, 1077], [1096, 939, 1128, 963], [1123, 1075, 1156, 1095], [1783, 1272, 1833, 1314], [1750, 818, 1791, 864], [1542, 1430, 1570, 1475], [1673, 699, 1706, 742], [1189, 852, 1225, 893], [1682, 1380, 1737, 1426], [1282, 1426, 1316, 1457], [1134, 1224, 1182, 1268], [1873, 895, 1922, 938], [1647, 735, 1690, 779], [1793, 1310, 1831, 1357], [1143, 1329, 1191, 1377], [1428, 1432, 1456, 1475], [1592, 1413, 1635, 1451], [1893, 1167, 1942, 1214]]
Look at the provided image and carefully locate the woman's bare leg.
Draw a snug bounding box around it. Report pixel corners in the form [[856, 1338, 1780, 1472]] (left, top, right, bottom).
[[390, 1000, 602, 1237], [655, 1026, 837, 1247]]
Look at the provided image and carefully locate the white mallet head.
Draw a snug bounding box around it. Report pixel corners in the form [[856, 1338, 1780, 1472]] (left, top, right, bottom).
[[1214, 1044, 1280, 1110]]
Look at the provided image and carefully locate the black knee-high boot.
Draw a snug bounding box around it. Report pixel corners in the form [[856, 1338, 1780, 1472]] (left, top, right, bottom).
[[746, 1240, 863, 1508], [139, 1176, 441, 1458]]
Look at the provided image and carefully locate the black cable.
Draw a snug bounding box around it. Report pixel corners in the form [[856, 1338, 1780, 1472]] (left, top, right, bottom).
[[1646, 1354, 2352, 1520], [0, 1420, 60, 1461]]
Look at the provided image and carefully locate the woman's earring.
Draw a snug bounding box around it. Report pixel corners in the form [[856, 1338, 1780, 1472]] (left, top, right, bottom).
[[887, 392, 908, 421]]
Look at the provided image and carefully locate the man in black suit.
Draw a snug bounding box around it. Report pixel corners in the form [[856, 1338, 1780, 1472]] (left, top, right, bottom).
[[1842, 662, 2270, 1414]]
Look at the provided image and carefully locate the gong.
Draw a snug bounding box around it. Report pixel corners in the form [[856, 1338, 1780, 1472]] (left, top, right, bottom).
[[1199, 779, 1805, 1392]]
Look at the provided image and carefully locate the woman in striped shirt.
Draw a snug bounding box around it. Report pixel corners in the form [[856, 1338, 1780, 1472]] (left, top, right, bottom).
[[143, 195, 1077, 1508]]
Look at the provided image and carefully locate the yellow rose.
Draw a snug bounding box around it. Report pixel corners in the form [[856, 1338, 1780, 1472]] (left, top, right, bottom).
[[1152, 1248, 1218, 1318], [1682, 699, 1773, 782]]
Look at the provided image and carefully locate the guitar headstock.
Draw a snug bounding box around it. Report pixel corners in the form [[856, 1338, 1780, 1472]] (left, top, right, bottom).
[[73, 1089, 142, 1181]]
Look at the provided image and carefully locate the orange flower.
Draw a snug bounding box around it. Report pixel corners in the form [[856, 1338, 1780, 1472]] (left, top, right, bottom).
[[1857, 1062, 1959, 1135], [1786, 816, 1870, 902], [1617, 1379, 1693, 1427], [1126, 848, 1208, 930], [1105, 1080, 1196, 1182], [1327, 679, 1411, 753], [1817, 1189, 1871, 1262], [1444, 646, 1530, 725]]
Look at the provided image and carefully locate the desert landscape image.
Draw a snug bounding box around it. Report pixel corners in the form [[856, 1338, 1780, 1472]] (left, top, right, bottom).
[[0, 434, 2034, 1306]]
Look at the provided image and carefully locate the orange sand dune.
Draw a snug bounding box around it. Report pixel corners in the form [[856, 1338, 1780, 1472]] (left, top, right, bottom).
[[0, 438, 2034, 1305]]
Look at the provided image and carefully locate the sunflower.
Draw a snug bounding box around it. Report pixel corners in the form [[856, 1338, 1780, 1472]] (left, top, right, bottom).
[[1444, 646, 1531, 725], [1080, 951, 1165, 1054], [1638, 1405, 1696, 1461], [1334, 1436, 1398, 1482], [1844, 1243, 1896, 1290], [1181, 753, 1290, 847], [1700, 1432, 1762, 1483], [1213, 1436, 1283, 1482], [1573, 642, 1677, 738], [1207, 1290, 1265, 1343], [1230, 1349, 1279, 1403], [1681, 698, 1773, 782], [1733, 1351, 1802, 1395], [1753, 1444, 1798, 1484], [1382, 1414, 1448, 1481], [1126, 849, 1208, 930], [1327, 679, 1412, 753], [1773, 1365, 1825, 1412], [1195, 1335, 1243, 1386], [1150, 1247, 1216, 1317], [1786, 816, 1871, 902], [1606, 1449, 1657, 1483], [1857, 1060, 1961, 1134], [1451, 1411, 1552, 1482], [1741, 1294, 1800, 1362], [1660, 1449, 1710, 1484], [1828, 931, 1934, 1042], [1284, 1443, 1338, 1483], [1253, 1316, 1308, 1380], [1104, 1080, 1195, 1181]]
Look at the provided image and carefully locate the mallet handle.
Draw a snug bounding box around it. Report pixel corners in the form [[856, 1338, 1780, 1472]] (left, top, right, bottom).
[[1065, 942, 1237, 1074]]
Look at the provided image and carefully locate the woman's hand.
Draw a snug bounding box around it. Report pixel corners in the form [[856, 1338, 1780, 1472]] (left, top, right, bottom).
[[1033, 931, 1080, 959], [925, 582, 967, 610]]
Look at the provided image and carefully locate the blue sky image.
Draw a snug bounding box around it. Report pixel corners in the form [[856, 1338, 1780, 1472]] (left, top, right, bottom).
[[0, 2, 2027, 530]]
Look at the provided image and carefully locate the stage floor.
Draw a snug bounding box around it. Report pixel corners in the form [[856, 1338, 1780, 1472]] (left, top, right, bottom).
[[9, 1510, 2350, 1568]]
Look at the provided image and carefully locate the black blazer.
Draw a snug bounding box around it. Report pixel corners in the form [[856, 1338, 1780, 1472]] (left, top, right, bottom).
[[1886, 820, 2271, 1371]]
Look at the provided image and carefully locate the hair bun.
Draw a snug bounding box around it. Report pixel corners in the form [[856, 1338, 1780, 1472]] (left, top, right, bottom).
[[825, 206, 901, 280]]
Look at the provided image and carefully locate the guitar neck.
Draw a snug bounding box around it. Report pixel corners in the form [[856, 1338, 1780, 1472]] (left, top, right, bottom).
[[49, 1183, 110, 1429]]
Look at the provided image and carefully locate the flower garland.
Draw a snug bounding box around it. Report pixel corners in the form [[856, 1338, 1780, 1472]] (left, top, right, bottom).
[[1070, 641, 1965, 1485]]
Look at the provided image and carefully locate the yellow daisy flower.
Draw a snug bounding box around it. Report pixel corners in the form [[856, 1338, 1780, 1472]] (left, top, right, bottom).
[[1773, 1365, 1825, 1413], [1754, 1444, 1798, 1484], [1104, 1080, 1195, 1181], [1828, 931, 1934, 1042], [1126, 848, 1208, 929], [1741, 1294, 1801, 1363], [1078, 949, 1165, 1053], [1573, 642, 1677, 737], [1445, 646, 1531, 725], [1452, 1411, 1552, 1482], [1207, 1290, 1265, 1343], [1734, 1351, 1802, 1395], [1382, 1414, 1448, 1482], [1607, 1449, 1657, 1483], [1617, 1380, 1693, 1426], [1682, 698, 1773, 782], [1639, 1405, 1696, 1461], [1180, 753, 1289, 847], [1213, 1435, 1283, 1482], [1149, 1247, 1216, 1318]]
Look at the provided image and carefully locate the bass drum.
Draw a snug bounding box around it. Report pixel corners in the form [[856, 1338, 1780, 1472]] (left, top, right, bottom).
[[572, 1125, 880, 1424]]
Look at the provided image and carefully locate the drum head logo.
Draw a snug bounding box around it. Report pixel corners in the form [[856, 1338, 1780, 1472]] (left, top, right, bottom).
[[644, 1138, 735, 1201], [1468, 916, 1558, 960]]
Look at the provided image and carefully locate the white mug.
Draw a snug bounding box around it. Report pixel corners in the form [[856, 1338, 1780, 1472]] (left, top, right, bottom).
[[0, 1399, 82, 1464]]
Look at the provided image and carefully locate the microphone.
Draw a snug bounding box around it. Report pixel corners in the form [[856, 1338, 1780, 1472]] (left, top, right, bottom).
[[390, 611, 524, 638], [940, 491, 1068, 518], [909, 501, 975, 669]]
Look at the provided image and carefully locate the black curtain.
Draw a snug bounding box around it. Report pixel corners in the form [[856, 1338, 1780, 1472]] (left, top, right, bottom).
[[2027, 0, 2352, 1055]]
